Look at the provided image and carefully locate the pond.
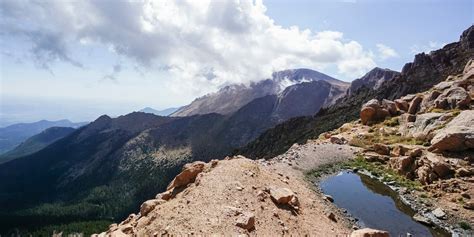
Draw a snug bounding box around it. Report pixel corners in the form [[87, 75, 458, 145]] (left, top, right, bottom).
[[320, 171, 450, 237]]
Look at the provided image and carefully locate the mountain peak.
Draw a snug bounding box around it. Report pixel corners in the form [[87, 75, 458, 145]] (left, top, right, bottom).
[[347, 67, 400, 95]]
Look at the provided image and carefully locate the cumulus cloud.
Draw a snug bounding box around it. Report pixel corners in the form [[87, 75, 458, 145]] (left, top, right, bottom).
[[1, 0, 378, 89], [410, 41, 446, 54], [376, 43, 398, 60]]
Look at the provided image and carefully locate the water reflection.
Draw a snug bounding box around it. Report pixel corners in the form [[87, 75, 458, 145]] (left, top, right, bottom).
[[320, 171, 449, 237]]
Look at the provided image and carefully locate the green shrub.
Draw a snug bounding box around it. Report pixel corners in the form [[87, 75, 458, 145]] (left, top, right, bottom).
[[459, 221, 471, 230]]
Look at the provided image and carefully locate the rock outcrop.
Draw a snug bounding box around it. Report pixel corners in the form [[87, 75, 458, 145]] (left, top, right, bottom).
[[430, 110, 474, 152]]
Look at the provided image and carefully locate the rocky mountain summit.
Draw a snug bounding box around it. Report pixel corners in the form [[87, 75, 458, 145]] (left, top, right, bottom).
[[171, 68, 349, 119], [348, 67, 400, 95]]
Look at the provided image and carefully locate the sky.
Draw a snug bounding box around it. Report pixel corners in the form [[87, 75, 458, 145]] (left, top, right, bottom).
[[0, 0, 472, 125]]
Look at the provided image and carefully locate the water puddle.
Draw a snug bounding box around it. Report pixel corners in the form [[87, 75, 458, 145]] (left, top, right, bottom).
[[320, 171, 450, 237]]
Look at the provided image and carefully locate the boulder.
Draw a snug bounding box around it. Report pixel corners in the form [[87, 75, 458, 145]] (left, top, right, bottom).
[[432, 208, 446, 219], [434, 87, 471, 110], [394, 99, 409, 112], [425, 153, 453, 178], [269, 187, 296, 205], [408, 96, 423, 114], [463, 201, 474, 210], [417, 165, 438, 185], [403, 113, 445, 141], [456, 168, 472, 177], [430, 110, 474, 152], [408, 148, 423, 158], [413, 213, 432, 226], [156, 189, 173, 200], [330, 136, 347, 145], [167, 161, 206, 190], [235, 212, 255, 230], [350, 228, 389, 237], [391, 145, 410, 157], [373, 143, 390, 156], [360, 99, 391, 125], [390, 156, 415, 175], [382, 99, 398, 116], [140, 199, 165, 216], [364, 153, 389, 163], [420, 90, 442, 112], [433, 81, 455, 91]]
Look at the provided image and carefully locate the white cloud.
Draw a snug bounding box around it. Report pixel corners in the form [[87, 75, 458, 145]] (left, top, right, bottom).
[[1, 0, 377, 96], [410, 41, 446, 54], [376, 43, 398, 60]]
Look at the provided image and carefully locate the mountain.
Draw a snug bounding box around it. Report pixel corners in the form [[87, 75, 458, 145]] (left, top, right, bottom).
[[0, 101, 299, 233], [171, 69, 349, 117], [0, 127, 76, 164], [347, 67, 400, 95], [0, 119, 87, 155], [239, 25, 474, 159], [139, 107, 179, 116]]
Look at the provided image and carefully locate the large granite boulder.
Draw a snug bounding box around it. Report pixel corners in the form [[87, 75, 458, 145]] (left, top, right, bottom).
[[360, 99, 391, 125], [430, 110, 474, 152]]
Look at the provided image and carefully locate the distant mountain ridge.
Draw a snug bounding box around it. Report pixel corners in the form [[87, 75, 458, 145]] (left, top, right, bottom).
[[139, 107, 179, 116], [0, 119, 87, 155], [171, 68, 349, 117], [0, 127, 76, 164]]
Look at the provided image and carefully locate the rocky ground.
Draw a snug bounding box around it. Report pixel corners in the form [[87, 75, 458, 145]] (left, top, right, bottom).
[[318, 59, 474, 234], [95, 156, 357, 236]]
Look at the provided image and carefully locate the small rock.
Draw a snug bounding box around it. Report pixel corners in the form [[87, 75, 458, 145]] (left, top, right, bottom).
[[269, 187, 296, 205], [432, 208, 446, 219], [463, 201, 474, 210], [140, 199, 165, 216], [408, 148, 423, 158], [323, 194, 334, 202], [413, 213, 432, 226], [456, 168, 472, 177], [461, 192, 471, 199], [236, 212, 255, 231], [373, 143, 390, 156], [350, 228, 389, 237], [327, 212, 337, 222]]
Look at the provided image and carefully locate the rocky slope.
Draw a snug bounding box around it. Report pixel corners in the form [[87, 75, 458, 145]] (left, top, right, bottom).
[[318, 59, 473, 234], [347, 67, 400, 95], [239, 25, 474, 159], [96, 156, 360, 236], [0, 126, 76, 164], [171, 68, 349, 118]]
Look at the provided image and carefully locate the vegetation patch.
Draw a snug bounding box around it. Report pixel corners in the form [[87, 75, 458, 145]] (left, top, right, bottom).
[[307, 155, 422, 191], [24, 220, 112, 236], [459, 221, 472, 230]]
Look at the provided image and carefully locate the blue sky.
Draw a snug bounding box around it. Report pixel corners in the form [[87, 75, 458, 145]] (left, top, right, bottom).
[[265, 0, 473, 71], [0, 0, 472, 125]]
